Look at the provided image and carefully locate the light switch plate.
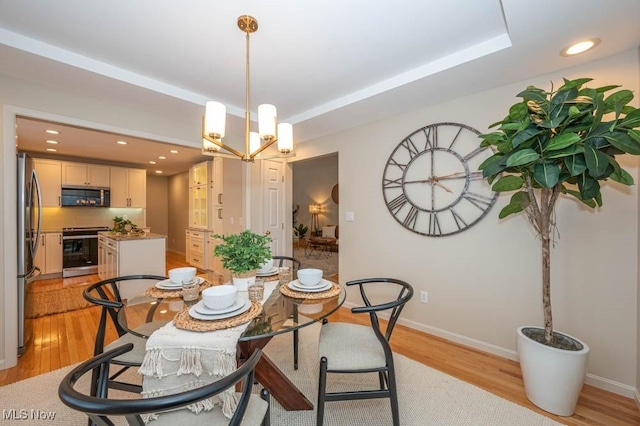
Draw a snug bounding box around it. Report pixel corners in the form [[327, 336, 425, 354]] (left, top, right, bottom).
[[346, 211, 355, 222]]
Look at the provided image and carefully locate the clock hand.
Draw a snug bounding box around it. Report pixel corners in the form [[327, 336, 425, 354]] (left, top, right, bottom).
[[432, 181, 453, 193], [436, 171, 483, 180]]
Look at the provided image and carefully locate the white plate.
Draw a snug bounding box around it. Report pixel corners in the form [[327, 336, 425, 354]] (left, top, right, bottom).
[[256, 267, 279, 276], [156, 276, 204, 290], [194, 298, 245, 315], [288, 279, 333, 293], [189, 298, 251, 321]]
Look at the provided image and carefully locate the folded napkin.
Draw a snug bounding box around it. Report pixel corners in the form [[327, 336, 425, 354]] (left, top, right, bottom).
[[139, 280, 278, 420]]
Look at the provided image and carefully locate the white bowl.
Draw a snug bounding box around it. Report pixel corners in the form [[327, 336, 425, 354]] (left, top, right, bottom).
[[202, 285, 238, 310], [258, 258, 274, 273], [297, 268, 323, 286], [168, 267, 197, 284]]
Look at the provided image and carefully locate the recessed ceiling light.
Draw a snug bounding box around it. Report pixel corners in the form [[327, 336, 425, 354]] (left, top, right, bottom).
[[560, 38, 600, 56], [46, 148, 57, 152], [155, 170, 163, 174], [149, 161, 157, 164], [45, 129, 59, 135], [158, 156, 166, 160], [170, 150, 178, 154], [46, 140, 58, 144], [116, 140, 128, 145]]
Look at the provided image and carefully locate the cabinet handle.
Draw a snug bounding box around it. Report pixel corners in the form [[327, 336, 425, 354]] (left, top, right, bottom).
[[193, 244, 199, 248], [218, 209, 222, 219], [59, 235, 62, 244], [194, 257, 199, 262], [42, 238, 45, 246], [58, 196, 61, 206], [218, 193, 222, 204]]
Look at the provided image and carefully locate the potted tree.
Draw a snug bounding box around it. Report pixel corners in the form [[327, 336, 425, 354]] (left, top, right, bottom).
[[479, 77, 640, 416], [293, 223, 308, 248], [213, 230, 272, 290]]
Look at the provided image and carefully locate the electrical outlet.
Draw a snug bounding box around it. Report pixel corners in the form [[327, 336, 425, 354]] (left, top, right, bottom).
[[420, 291, 428, 303]]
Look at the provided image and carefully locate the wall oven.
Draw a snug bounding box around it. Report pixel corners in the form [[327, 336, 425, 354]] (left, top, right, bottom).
[[62, 226, 109, 277]]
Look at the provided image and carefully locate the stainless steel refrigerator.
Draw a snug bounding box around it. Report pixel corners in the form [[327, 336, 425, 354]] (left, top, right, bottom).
[[17, 152, 42, 355]]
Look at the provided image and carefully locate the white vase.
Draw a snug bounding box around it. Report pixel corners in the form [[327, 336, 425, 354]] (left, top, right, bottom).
[[231, 271, 256, 291], [517, 326, 589, 416]]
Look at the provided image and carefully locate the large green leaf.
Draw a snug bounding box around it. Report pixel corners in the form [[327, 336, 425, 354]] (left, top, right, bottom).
[[498, 191, 531, 219], [563, 188, 597, 208], [479, 154, 507, 178], [505, 149, 540, 167], [550, 86, 578, 109], [620, 108, 640, 129], [609, 168, 634, 185], [544, 133, 581, 151], [565, 154, 587, 176], [509, 102, 529, 121], [583, 145, 610, 177], [492, 175, 524, 192], [546, 145, 584, 159], [604, 132, 640, 154], [604, 89, 634, 116], [533, 162, 560, 188], [517, 87, 548, 103], [512, 127, 541, 148], [630, 130, 640, 144], [560, 78, 592, 90], [578, 174, 600, 200]]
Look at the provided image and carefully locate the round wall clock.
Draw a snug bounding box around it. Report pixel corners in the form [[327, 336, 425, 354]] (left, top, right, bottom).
[[382, 122, 497, 236]]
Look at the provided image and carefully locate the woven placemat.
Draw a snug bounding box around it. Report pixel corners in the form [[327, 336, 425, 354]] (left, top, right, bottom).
[[173, 301, 263, 332], [144, 280, 216, 299], [279, 281, 341, 300], [261, 273, 281, 282]]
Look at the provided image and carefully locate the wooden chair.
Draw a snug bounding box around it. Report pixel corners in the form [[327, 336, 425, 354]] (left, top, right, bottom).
[[316, 277, 414, 426], [82, 274, 167, 398], [271, 255, 303, 370], [58, 343, 270, 426]]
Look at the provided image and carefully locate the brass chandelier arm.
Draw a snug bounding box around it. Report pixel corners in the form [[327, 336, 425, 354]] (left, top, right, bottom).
[[202, 118, 246, 159]]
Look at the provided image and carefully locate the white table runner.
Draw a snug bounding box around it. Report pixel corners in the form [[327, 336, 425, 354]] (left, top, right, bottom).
[[139, 280, 278, 419]]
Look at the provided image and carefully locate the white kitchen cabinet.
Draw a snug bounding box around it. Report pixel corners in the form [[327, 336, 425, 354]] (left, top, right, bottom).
[[33, 232, 63, 277], [110, 167, 147, 208], [98, 233, 166, 300], [33, 158, 61, 207], [185, 229, 206, 269], [207, 232, 224, 273], [61, 161, 110, 187], [187, 160, 223, 230]]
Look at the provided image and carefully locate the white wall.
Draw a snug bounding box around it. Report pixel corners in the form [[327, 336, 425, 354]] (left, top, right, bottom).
[[294, 49, 640, 396]]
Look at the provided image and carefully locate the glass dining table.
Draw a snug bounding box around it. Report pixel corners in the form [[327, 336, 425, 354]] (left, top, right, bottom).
[[117, 271, 346, 411]]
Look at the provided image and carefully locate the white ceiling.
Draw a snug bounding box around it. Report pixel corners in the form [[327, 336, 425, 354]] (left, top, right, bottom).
[[1, 0, 639, 175]]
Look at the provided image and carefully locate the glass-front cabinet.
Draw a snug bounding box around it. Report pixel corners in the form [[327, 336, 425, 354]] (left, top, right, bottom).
[[189, 185, 209, 229]]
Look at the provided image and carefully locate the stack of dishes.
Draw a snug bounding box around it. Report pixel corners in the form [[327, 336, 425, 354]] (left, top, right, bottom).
[[288, 268, 332, 292], [156, 276, 205, 290], [189, 285, 251, 321], [256, 267, 279, 277]]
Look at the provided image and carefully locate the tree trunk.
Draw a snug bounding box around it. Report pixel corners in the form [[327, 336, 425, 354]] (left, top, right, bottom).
[[539, 188, 553, 344]]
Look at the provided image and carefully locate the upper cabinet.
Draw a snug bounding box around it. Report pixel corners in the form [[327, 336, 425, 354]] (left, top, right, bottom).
[[110, 167, 146, 208], [188, 159, 223, 230], [33, 158, 61, 207], [61, 161, 110, 187]]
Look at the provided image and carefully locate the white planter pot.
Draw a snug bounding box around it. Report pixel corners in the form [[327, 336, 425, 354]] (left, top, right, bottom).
[[517, 326, 589, 416], [231, 272, 256, 291]]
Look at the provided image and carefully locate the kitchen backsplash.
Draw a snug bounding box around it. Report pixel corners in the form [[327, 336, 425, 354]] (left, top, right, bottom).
[[40, 207, 145, 231]]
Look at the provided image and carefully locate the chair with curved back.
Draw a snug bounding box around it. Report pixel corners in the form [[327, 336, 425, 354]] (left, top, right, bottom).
[[271, 255, 303, 370], [83, 274, 167, 398], [59, 343, 270, 426], [316, 277, 414, 426]]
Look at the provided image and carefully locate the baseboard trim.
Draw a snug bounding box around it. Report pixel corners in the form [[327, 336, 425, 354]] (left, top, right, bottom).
[[341, 301, 635, 398]]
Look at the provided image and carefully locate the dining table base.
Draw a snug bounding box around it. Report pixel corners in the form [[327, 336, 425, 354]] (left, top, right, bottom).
[[238, 337, 313, 411]]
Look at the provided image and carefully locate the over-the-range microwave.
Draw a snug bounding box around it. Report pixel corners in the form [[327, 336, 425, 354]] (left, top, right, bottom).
[[60, 187, 110, 207]]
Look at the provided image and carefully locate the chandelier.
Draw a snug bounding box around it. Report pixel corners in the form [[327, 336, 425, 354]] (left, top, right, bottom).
[[202, 15, 295, 161]]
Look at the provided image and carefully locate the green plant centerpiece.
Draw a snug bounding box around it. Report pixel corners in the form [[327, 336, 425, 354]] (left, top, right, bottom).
[[213, 230, 272, 284], [479, 77, 640, 415]]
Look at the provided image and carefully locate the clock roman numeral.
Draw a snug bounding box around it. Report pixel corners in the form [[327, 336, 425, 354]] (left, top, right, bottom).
[[428, 212, 442, 235], [387, 194, 408, 214], [383, 177, 403, 189], [463, 147, 485, 161], [449, 207, 467, 230], [462, 191, 494, 211], [423, 126, 438, 150], [403, 206, 418, 229], [448, 126, 464, 150], [389, 158, 408, 171], [400, 137, 420, 159]]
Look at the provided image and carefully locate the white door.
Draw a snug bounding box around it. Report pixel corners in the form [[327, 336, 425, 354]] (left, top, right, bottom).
[[262, 160, 284, 256]]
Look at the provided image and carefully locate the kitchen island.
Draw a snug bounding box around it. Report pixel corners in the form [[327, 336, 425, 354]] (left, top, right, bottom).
[[98, 231, 167, 299]]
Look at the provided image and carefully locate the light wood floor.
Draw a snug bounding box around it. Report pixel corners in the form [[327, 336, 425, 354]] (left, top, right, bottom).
[[1, 251, 638, 425]]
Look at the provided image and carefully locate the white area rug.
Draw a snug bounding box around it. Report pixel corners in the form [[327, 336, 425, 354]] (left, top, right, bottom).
[[0, 324, 564, 425], [294, 247, 339, 277]]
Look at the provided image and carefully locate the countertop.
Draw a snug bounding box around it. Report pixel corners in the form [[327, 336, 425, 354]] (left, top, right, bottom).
[[98, 231, 167, 241]]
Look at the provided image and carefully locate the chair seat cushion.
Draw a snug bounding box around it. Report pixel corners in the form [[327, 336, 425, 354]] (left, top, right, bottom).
[[319, 322, 387, 370], [149, 393, 268, 426]]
